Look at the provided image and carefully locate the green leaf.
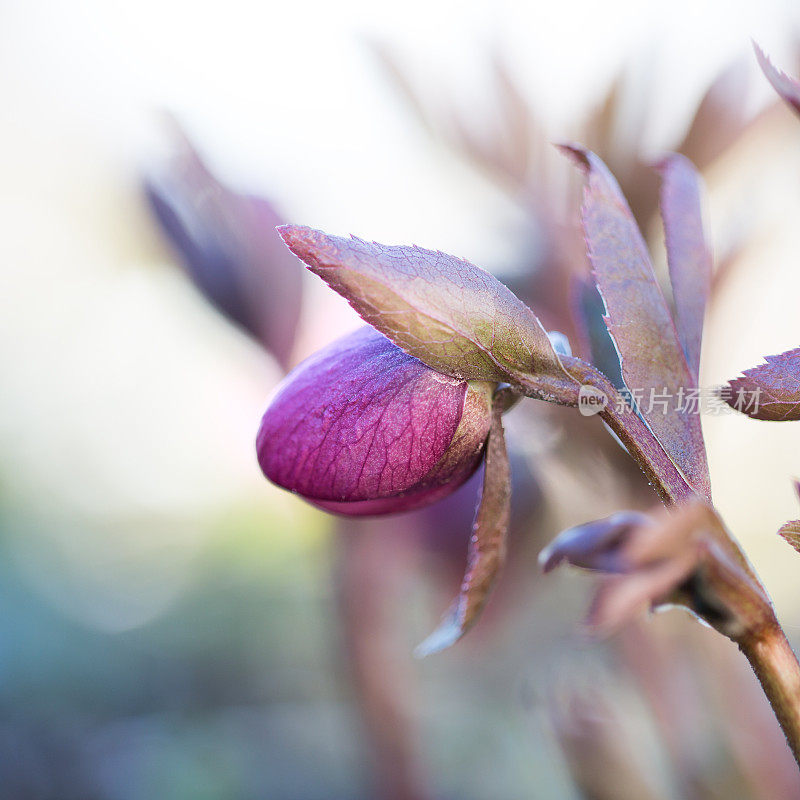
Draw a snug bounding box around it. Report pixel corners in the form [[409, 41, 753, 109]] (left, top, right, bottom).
[[658, 154, 712, 383], [278, 225, 579, 403]]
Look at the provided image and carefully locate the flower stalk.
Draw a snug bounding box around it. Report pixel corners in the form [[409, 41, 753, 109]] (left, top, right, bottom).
[[737, 622, 800, 767]]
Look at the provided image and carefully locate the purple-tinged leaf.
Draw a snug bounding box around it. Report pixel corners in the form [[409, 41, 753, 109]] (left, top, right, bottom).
[[570, 277, 626, 393], [278, 225, 579, 403], [722, 347, 800, 420], [778, 480, 800, 553], [412, 441, 540, 566], [416, 395, 510, 655], [779, 521, 800, 553], [257, 326, 493, 516], [560, 145, 711, 502], [658, 154, 712, 383], [754, 42, 800, 118], [145, 127, 302, 368], [561, 357, 695, 506]]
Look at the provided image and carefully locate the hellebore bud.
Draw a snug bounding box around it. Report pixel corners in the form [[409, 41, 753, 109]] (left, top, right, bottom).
[[145, 121, 302, 368], [257, 326, 494, 516]]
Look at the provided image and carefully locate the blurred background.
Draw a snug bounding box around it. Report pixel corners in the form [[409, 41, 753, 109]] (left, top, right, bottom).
[[4, 0, 800, 797]]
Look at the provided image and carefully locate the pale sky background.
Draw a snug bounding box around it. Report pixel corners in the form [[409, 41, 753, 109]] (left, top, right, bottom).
[[3, 0, 800, 628]]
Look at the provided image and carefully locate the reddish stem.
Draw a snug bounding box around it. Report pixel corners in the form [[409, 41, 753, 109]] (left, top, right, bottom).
[[737, 625, 800, 768]]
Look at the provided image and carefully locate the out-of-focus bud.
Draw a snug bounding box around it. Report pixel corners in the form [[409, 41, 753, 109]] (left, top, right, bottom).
[[540, 502, 773, 638], [539, 511, 652, 575], [144, 121, 302, 368], [257, 326, 494, 516]]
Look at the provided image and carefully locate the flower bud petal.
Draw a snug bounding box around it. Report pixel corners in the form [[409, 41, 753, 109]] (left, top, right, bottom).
[[257, 326, 494, 515]]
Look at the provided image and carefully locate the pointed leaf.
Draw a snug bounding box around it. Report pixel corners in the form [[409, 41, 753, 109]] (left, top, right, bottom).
[[754, 42, 800, 118], [278, 225, 578, 402], [560, 145, 711, 501], [779, 521, 800, 554], [571, 277, 626, 393], [778, 480, 800, 552], [415, 396, 510, 655], [657, 154, 712, 382], [722, 347, 800, 420]]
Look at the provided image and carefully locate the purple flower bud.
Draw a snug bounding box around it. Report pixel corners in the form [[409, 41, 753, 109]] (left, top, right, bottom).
[[144, 123, 302, 368], [256, 326, 494, 515]]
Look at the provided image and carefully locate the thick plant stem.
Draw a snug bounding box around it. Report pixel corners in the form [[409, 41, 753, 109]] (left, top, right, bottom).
[[737, 625, 800, 768]]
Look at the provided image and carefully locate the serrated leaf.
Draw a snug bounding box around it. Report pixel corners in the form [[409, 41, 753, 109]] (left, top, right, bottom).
[[415, 397, 510, 655], [560, 146, 711, 501], [278, 225, 578, 401], [754, 42, 800, 118], [658, 154, 712, 383], [778, 480, 800, 553], [779, 521, 800, 553], [722, 347, 800, 420], [571, 276, 626, 393]]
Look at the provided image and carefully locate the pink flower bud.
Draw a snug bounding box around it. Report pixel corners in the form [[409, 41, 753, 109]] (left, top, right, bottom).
[[257, 326, 494, 515]]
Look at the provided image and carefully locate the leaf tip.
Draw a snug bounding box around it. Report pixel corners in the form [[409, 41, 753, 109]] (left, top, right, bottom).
[[778, 522, 800, 555], [414, 609, 463, 658], [653, 151, 688, 175], [752, 39, 770, 71], [752, 40, 800, 116], [277, 222, 315, 256], [537, 543, 562, 573], [276, 224, 338, 275], [555, 142, 591, 172]]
